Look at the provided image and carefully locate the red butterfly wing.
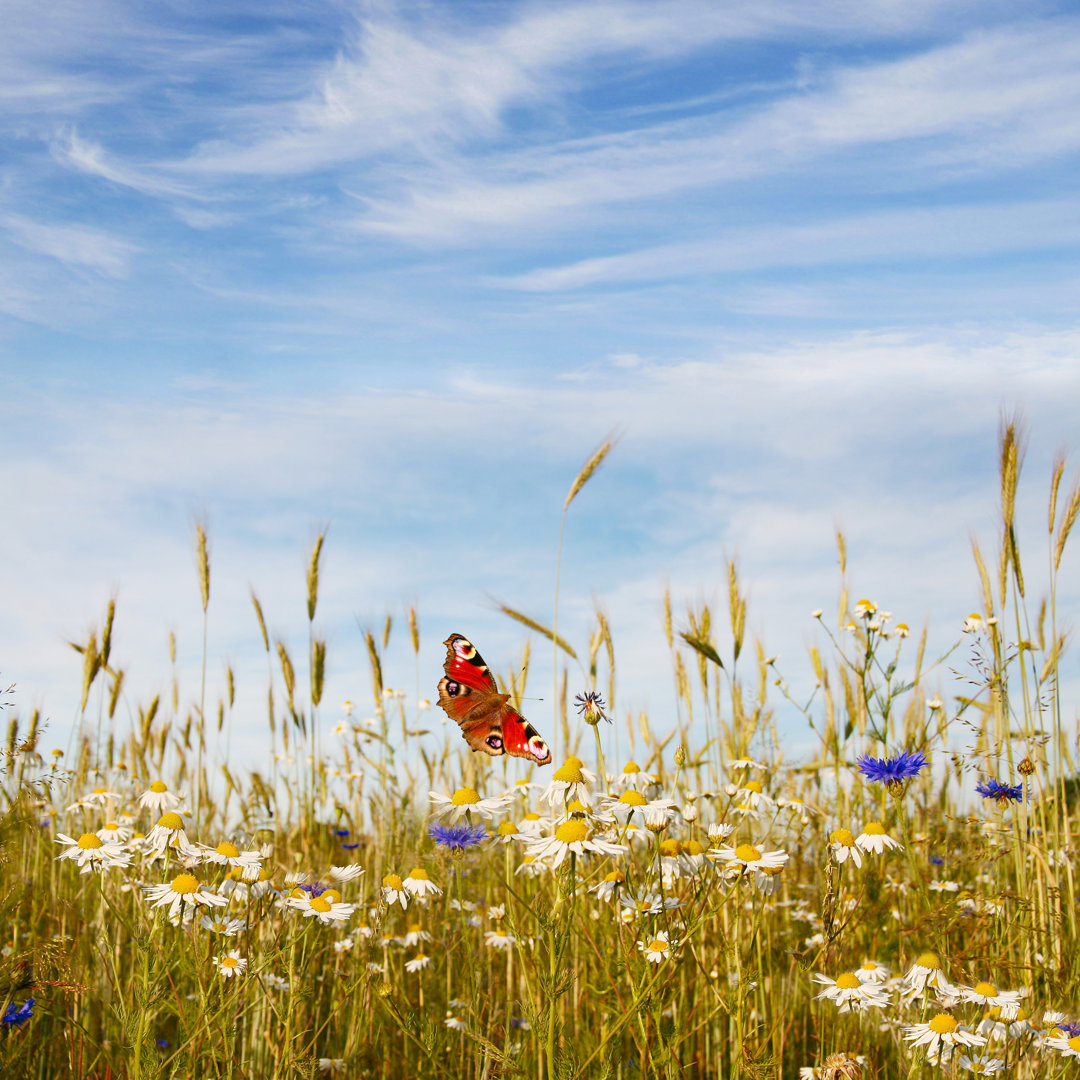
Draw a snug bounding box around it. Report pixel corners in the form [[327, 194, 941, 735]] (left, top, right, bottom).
[[437, 634, 551, 766]]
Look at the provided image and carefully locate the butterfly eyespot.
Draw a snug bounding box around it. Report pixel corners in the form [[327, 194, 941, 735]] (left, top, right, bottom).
[[486, 735, 503, 750], [528, 736, 551, 762], [446, 680, 461, 696]]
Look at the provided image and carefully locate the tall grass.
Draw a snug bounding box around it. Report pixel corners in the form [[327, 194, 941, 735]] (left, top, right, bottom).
[[1, 423, 1078, 1079]]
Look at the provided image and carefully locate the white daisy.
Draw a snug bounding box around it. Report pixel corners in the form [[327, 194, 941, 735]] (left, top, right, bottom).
[[484, 929, 516, 950], [958, 981, 1022, 1019], [708, 842, 789, 875], [55, 832, 132, 874], [95, 822, 131, 844], [328, 864, 365, 882], [199, 840, 263, 870], [958, 1055, 1004, 1074], [405, 953, 432, 973], [137, 780, 182, 815], [68, 786, 122, 811], [1045, 1032, 1080, 1059], [287, 894, 356, 924], [726, 757, 766, 773], [145, 873, 227, 920], [521, 819, 627, 869], [855, 960, 891, 983], [618, 891, 681, 918], [402, 868, 443, 901], [829, 829, 862, 868], [428, 787, 511, 822], [903, 952, 957, 998], [904, 1013, 986, 1057], [212, 949, 248, 979], [609, 760, 658, 793], [812, 972, 890, 1012], [444, 1012, 466, 1031], [590, 871, 625, 902], [540, 758, 596, 810], [381, 874, 409, 908], [200, 916, 246, 936], [399, 923, 432, 947], [854, 822, 903, 855], [637, 930, 673, 963], [603, 789, 650, 822], [145, 812, 200, 860]]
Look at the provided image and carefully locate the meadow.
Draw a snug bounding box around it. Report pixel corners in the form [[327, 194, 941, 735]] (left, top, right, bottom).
[[2, 422, 1079, 1080]]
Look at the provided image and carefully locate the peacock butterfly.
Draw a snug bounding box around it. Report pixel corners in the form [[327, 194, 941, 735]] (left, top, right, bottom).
[[437, 633, 551, 766]]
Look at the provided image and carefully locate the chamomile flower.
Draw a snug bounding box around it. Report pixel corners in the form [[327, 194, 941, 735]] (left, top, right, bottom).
[[69, 786, 122, 810], [958, 1054, 1004, 1074], [382, 874, 408, 908], [199, 840, 262, 870], [521, 819, 627, 869], [405, 953, 432, 973], [641, 798, 679, 831], [399, 924, 432, 947], [96, 822, 131, 844], [516, 812, 548, 835], [903, 952, 957, 997], [812, 972, 890, 1012], [540, 758, 596, 810], [904, 1014, 986, 1056], [726, 780, 774, 812], [328, 864, 365, 882], [708, 823, 736, 843], [618, 891, 681, 918], [287, 894, 356, 924], [727, 757, 766, 773], [603, 789, 650, 821], [829, 829, 862, 867], [55, 832, 132, 874], [958, 982, 1022, 1019], [611, 760, 658, 793], [494, 821, 520, 844], [428, 787, 511, 822], [403, 867, 443, 900], [637, 930, 673, 963], [145, 813, 200, 859], [212, 950, 248, 979], [201, 916, 245, 936], [445, 1012, 466, 1031], [137, 781, 182, 815], [1045, 1031, 1080, 1058], [855, 960, 891, 983], [709, 842, 789, 875], [484, 929, 516, 950], [590, 870, 625, 901], [145, 874, 227, 920], [855, 822, 903, 855]]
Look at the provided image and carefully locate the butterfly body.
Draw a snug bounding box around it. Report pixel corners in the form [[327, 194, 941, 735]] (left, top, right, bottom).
[[437, 633, 551, 766]]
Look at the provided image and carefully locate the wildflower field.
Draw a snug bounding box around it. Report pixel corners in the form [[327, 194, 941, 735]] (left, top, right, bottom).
[[3, 424, 1080, 1080]]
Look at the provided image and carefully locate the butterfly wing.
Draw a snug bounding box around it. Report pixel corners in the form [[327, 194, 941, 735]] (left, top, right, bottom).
[[437, 634, 551, 765]]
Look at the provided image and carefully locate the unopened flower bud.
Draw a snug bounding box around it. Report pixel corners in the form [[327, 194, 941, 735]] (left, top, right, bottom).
[[1018, 757, 1035, 777]]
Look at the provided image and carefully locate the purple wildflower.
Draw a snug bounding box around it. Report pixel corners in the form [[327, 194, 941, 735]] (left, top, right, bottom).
[[856, 749, 928, 784], [975, 778, 1023, 804], [427, 822, 488, 852], [2, 998, 34, 1027]]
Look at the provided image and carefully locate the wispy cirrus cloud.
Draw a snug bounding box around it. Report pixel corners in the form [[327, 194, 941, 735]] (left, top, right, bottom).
[[0, 213, 139, 277]]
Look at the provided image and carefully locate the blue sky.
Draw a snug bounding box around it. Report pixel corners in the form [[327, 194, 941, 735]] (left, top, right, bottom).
[[3, 0, 1079, 774]]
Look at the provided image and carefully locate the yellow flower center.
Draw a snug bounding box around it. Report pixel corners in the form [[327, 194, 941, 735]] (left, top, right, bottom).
[[928, 1013, 958, 1034], [915, 952, 941, 969], [861, 961, 878, 971], [523, 813, 541, 821], [835, 973, 861, 989], [566, 799, 588, 814], [216, 841, 240, 858], [685, 840, 704, 856], [973, 981, 998, 997], [554, 820, 589, 844], [150, 781, 168, 793], [604, 871, 624, 883], [1070, 1035, 1080, 1052], [157, 812, 184, 831], [618, 791, 647, 806], [734, 844, 762, 862], [102, 822, 119, 832], [310, 897, 331, 913], [92, 787, 108, 794], [407, 868, 429, 881], [623, 761, 641, 774], [648, 939, 667, 952], [565, 756, 583, 767], [554, 762, 585, 783], [498, 822, 519, 835], [862, 822, 886, 835], [221, 956, 239, 968], [495, 930, 508, 938], [408, 923, 422, 934], [170, 873, 199, 895], [323, 888, 342, 904], [659, 839, 681, 857], [77, 833, 103, 849], [830, 829, 855, 847], [743, 780, 763, 793], [383, 874, 403, 890], [451, 787, 480, 805]]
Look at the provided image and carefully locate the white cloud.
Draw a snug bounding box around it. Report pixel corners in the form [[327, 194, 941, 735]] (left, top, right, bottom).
[[0, 213, 139, 277]]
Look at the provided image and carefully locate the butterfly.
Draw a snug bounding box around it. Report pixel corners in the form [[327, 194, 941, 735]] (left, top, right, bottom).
[[437, 633, 551, 765]]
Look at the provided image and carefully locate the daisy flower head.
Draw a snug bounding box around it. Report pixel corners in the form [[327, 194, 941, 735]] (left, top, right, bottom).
[[1045, 1031, 1080, 1058], [146, 812, 200, 859], [287, 893, 356, 924], [212, 950, 248, 979], [145, 873, 227, 920], [574, 690, 611, 725], [611, 760, 658, 793], [855, 822, 903, 855], [829, 829, 862, 868], [201, 916, 245, 936], [590, 870, 625, 902], [958, 982, 1022, 1019], [445, 1011, 466, 1031], [855, 960, 890, 983], [403, 867, 443, 900], [958, 1054, 1004, 1074], [427, 821, 488, 853], [428, 787, 511, 822], [618, 890, 681, 918], [904, 1013, 986, 1057], [637, 930, 673, 964], [975, 779, 1023, 805], [641, 798, 679, 832], [522, 818, 627, 869], [138, 780, 182, 815], [903, 952, 957, 998], [405, 953, 432, 973], [200, 840, 262, 870], [856, 750, 928, 786], [55, 832, 132, 874], [726, 779, 774, 812], [399, 923, 432, 947], [726, 757, 766, 774], [72, 786, 122, 810], [604, 789, 649, 822], [382, 873, 408, 908], [812, 972, 890, 1012], [96, 821, 130, 844], [484, 929, 516, 950], [540, 758, 595, 810], [328, 864, 365, 882], [710, 842, 789, 876], [494, 821, 520, 844]]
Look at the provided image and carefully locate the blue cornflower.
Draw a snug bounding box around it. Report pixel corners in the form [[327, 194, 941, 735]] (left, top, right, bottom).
[[975, 778, 1023, 804], [333, 828, 350, 838], [341, 842, 360, 850], [856, 749, 928, 784], [300, 882, 327, 896], [574, 690, 611, 725], [427, 822, 488, 852], [2, 998, 34, 1027]]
